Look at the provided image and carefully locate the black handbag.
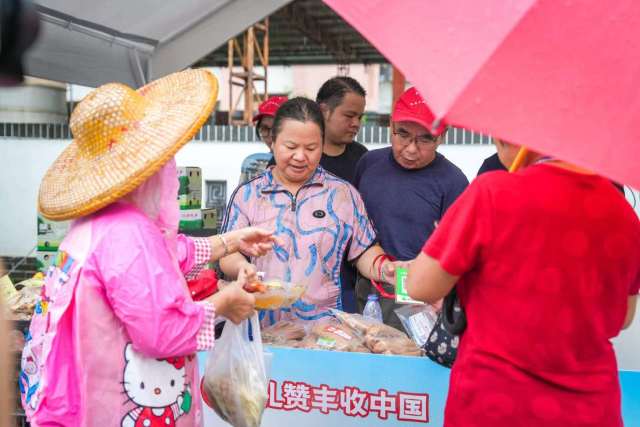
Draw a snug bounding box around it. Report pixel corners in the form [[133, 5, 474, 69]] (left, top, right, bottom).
[[423, 287, 466, 368]]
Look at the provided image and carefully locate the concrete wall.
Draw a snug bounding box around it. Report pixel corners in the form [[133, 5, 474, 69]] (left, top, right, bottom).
[[0, 79, 67, 123]]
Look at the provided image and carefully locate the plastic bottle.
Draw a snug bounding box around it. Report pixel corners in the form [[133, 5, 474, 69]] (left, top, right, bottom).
[[363, 294, 383, 323]]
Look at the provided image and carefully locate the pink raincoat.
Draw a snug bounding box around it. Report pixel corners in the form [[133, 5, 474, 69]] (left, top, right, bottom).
[[21, 160, 214, 426]]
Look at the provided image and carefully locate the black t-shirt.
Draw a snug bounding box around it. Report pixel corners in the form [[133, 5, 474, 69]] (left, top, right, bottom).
[[477, 153, 507, 175], [320, 142, 368, 185], [318, 142, 368, 312]]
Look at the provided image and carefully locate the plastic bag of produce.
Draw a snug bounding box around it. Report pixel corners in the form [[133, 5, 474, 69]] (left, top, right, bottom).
[[202, 314, 268, 427]]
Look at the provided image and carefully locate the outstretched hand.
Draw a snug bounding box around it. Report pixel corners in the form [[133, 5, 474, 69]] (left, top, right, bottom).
[[228, 227, 281, 257]]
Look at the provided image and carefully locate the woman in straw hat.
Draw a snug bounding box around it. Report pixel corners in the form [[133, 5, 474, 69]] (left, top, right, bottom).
[[20, 69, 276, 426]]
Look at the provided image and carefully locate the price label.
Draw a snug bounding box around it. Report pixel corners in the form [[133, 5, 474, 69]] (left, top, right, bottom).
[[395, 267, 423, 305]]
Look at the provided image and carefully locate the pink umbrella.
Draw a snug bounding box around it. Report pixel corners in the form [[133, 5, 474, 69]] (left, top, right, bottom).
[[324, 0, 640, 188]]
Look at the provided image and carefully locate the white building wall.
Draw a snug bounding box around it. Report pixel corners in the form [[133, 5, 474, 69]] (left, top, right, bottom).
[[0, 138, 638, 369], [0, 139, 493, 257], [0, 79, 67, 123]]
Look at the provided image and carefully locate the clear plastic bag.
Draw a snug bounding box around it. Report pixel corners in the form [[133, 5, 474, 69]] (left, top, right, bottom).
[[253, 279, 307, 310], [261, 320, 307, 345], [297, 317, 370, 353], [202, 314, 268, 427], [330, 309, 423, 356], [394, 304, 438, 347], [218, 279, 307, 310]]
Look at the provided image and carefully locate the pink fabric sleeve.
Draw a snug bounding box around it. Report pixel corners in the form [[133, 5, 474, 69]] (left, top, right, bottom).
[[175, 234, 212, 277], [195, 301, 216, 350], [177, 235, 212, 280], [97, 218, 207, 359]]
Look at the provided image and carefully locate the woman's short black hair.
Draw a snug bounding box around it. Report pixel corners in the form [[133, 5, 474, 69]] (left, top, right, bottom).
[[272, 97, 325, 143], [315, 76, 366, 111]]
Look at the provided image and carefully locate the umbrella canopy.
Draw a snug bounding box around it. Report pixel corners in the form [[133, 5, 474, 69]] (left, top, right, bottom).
[[324, 0, 640, 188], [26, 0, 291, 88]]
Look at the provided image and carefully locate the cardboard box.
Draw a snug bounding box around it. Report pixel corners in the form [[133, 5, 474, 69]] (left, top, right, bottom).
[[37, 215, 70, 252], [177, 166, 202, 195], [202, 208, 218, 229], [178, 190, 202, 210], [179, 209, 202, 230]]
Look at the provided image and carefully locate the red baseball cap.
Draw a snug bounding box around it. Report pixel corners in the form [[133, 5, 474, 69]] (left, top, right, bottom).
[[392, 87, 445, 135], [253, 96, 288, 122]]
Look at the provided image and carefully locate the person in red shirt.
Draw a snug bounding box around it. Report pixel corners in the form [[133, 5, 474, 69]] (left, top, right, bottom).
[[406, 141, 640, 427]]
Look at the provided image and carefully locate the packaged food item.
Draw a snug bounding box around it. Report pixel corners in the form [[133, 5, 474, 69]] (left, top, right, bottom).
[[261, 320, 306, 345], [365, 335, 424, 356], [330, 309, 423, 356], [299, 319, 369, 353], [331, 309, 371, 335], [203, 315, 268, 427], [394, 304, 438, 347]]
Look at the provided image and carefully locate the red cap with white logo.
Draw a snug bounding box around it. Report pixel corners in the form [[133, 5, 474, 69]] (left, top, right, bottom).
[[392, 87, 445, 135]]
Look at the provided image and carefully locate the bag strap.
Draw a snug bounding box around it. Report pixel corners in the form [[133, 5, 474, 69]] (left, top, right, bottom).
[[441, 287, 467, 335]]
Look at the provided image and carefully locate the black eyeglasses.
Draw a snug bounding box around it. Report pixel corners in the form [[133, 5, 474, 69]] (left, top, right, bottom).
[[393, 129, 438, 146], [258, 125, 272, 137]]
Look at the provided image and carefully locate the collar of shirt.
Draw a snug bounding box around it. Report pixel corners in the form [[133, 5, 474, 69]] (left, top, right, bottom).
[[260, 166, 326, 194]]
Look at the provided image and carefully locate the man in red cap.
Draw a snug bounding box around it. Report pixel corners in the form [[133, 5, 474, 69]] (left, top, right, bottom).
[[253, 95, 288, 151], [354, 87, 468, 329], [239, 96, 288, 184]]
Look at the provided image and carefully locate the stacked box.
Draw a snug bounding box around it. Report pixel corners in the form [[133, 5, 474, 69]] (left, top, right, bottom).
[[202, 208, 218, 230], [37, 215, 70, 252], [177, 166, 203, 210], [178, 167, 202, 193], [178, 190, 202, 210], [179, 209, 203, 230]]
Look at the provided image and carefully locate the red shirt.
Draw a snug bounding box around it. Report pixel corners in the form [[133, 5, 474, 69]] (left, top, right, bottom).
[[423, 164, 640, 427]]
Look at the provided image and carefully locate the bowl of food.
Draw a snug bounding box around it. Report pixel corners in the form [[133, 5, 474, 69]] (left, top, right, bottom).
[[244, 279, 306, 310]]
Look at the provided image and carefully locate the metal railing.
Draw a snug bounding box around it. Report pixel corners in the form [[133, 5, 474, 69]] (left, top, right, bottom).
[[0, 122, 492, 145]]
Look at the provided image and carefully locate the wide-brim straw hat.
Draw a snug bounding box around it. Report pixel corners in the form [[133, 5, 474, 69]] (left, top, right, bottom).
[[38, 69, 218, 220]]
